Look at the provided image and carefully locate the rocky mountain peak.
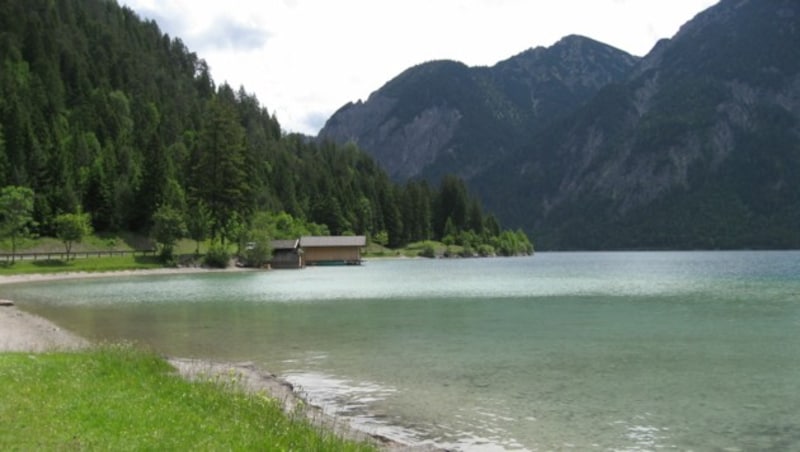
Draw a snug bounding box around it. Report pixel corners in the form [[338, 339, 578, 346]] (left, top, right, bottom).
[[319, 35, 638, 181], [322, 0, 800, 249]]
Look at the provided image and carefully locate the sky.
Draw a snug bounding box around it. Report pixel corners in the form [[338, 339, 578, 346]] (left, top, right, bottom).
[[119, 0, 719, 136]]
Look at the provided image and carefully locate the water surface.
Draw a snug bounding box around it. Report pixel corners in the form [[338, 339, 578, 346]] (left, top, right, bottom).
[[4, 252, 800, 450]]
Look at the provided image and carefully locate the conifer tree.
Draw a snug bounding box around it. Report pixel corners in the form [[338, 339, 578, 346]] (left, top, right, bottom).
[[0, 185, 34, 263], [191, 96, 251, 243]]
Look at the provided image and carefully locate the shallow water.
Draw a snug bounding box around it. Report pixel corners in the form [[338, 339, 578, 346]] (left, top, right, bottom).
[[4, 252, 800, 450]]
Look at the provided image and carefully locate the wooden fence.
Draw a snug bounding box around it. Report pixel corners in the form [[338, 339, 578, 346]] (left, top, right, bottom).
[[0, 249, 157, 262]]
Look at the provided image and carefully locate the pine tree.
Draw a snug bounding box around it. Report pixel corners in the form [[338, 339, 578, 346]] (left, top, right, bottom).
[[0, 185, 35, 263], [191, 96, 251, 243]]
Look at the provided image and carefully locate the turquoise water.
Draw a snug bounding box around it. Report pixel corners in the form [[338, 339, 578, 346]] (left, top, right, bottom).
[[4, 252, 800, 450]]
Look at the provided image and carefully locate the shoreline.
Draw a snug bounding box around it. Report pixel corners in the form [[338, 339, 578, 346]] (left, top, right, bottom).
[[0, 268, 433, 451], [0, 266, 254, 286], [0, 304, 90, 352], [167, 358, 416, 450]]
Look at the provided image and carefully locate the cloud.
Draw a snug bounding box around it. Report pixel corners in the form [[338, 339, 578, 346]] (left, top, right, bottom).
[[120, 0, 719, 135], [123, 1, 271, 53], [128, 5, 189, 39], [300, 111, 332, 136], [193, 16, 272, 51]]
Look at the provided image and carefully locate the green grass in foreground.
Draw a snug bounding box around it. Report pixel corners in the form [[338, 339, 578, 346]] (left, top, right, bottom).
[[0, 255, 165, 275], [0, 345, 375, 451]]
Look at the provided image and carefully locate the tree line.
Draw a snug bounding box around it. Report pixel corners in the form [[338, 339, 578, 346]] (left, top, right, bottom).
[[0, 0, 532, 260]]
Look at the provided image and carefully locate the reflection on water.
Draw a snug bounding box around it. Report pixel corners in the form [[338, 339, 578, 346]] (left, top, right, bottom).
[[3, 252, 800, 450]]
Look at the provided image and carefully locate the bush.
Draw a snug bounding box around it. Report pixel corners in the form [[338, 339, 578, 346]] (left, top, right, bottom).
[[242, 241, 271, 268], [372, 230, 389, 247], [477, 244, 495, 257], [159, 248, 177, 267], [493, 230, 534, 256], [419, 243, 436, 258], [204, 245, 230, 268]]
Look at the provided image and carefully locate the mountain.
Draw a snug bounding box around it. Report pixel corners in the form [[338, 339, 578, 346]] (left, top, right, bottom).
[[1, 0, 528, 252], [319, 35, 639, 182], [320, 0, 800, 250]]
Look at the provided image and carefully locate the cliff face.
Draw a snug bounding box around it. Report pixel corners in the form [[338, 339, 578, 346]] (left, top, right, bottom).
[[321, 0, 800, 250], [319, 36, 639, 181], [322, 94, 462, 180], [477, 0, 800, 249]]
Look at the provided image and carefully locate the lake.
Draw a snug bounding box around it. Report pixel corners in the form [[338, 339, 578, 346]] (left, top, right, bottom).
[[3, 252, 800, 450]]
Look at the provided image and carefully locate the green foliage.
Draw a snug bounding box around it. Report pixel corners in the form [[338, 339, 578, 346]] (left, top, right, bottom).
[[249, 211, 328, 241], [372, 230, 389, 247], [191, 97, 251, 242], [459, 243, 475, 258], [186, 201, 212, 255], [238, 212, 273, 267], [0, 185, 35, 262], [53, 211, 92, 260], [242, 231, 272, 268], [435, 175, 469, 238], [204, 244, 231, 268], [0, 346, 375, 451], [477, 243, 495, 257], [420, 243, 437, 258], [0, 0, 529, 253], [0, 255, 163, 275], [151, 205, 187, 263], [493, 230, 535, 256]]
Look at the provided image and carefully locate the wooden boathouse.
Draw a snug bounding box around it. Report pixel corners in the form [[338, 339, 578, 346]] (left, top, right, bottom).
[[299, 235, 366, 266], [269, 239, 302, 269]]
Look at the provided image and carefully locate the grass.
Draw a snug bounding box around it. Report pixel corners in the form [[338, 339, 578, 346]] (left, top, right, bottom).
[[398, 240, 454, 258], [363, 240, 454, 258], [0, 231, 216, 275], [0, 255, 165, 275], [362, 242, 396, 257], [1, 232, 206, 255], [0, 345, 376, 451], [0, 232, 153, 254]]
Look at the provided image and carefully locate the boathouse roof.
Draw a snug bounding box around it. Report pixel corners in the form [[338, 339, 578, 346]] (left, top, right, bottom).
[[270, 239, 299, 250], [300, 236, 367, 248]]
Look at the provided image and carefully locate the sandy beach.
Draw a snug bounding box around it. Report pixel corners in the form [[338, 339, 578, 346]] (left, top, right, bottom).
[[0, 267, 252, 353], [0, 269, 227, 353], [0, 266, 250, 286], [0, 303, 89, 352], [0, 268, 429, 451]]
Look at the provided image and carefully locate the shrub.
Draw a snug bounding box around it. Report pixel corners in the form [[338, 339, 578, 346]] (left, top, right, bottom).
[[477, 244, 495, 257], [419, 243, 436, 258], [242, 240, 271, 268], [159, 248, 178, 267], [204, 245, 230, 268]]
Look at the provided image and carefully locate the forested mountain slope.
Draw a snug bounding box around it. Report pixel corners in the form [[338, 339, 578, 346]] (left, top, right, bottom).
[[321, 0, 800, 249], [0, 0, 525, 252]]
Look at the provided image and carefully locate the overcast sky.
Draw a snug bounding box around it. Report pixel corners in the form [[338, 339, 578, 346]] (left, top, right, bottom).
[[120, 0, 719, 135]]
